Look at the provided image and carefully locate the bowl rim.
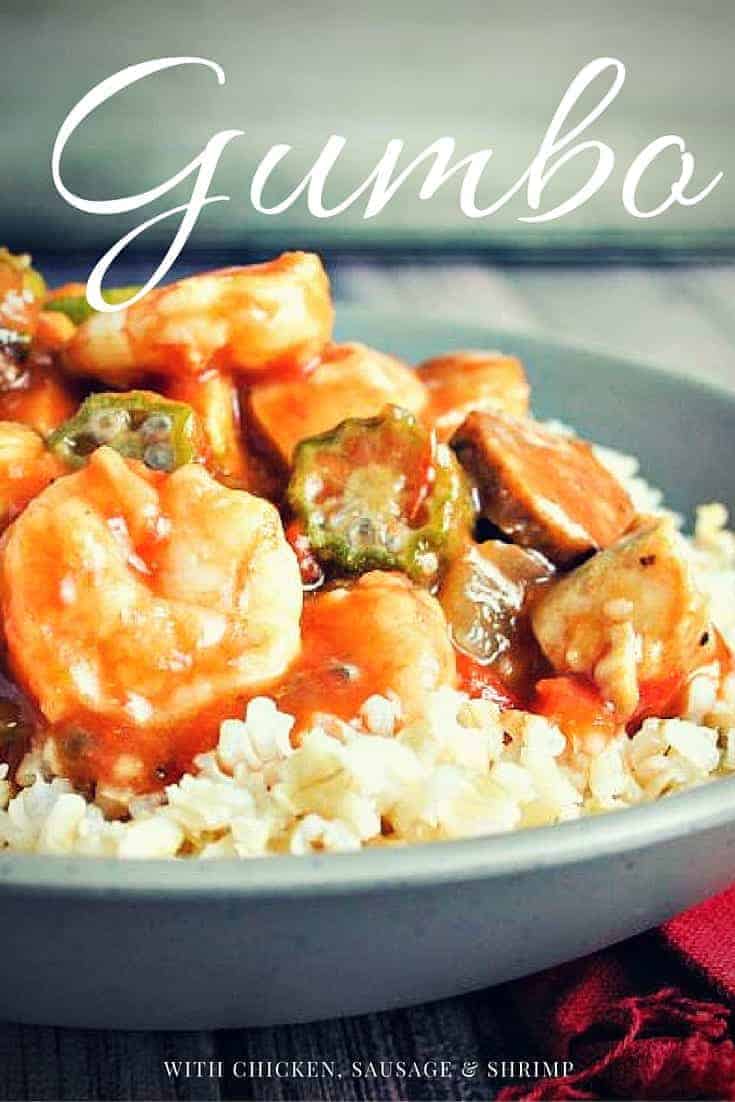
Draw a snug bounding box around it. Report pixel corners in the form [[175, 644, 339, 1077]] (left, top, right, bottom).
[[332, 304, 735, 409], [2, 312, 735, 900], [3, 775, 735, 897]]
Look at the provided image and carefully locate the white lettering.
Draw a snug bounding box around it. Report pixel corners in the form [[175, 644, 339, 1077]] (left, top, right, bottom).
[[622, 134, 723, 218], [51, 55, 724, 311], [52, 57, 243, 307]]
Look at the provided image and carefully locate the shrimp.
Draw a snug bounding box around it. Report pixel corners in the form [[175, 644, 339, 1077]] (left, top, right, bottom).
[[248, 342, 428, 464], [0, 421, 63, 527], [276, 571, 456, 733], [531, 517, 715, 718], [62, 252, 334, 387], [1, 446, 303, 791]]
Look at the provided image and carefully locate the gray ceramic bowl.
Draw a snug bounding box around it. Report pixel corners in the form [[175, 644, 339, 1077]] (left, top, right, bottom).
[[1, 310, 734, 1030]]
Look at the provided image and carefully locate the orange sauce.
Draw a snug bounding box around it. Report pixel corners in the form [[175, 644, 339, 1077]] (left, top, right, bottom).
[[50, 698, 244, 793], [455, 652, 520, 709], [625, 672, 685, 734], [237, 351, 320, 388], [51, 576, 439, 789], [533, 675, 618, 742], [43, 575, 556, 793], [0, 366, 77, 436], [625, 627, 733, 735], [8, 601, 735, 794], [272, 590, 398, 738]]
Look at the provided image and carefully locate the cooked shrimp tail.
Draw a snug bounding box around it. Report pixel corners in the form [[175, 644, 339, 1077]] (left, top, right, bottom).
[[62, 252, 333, 387]]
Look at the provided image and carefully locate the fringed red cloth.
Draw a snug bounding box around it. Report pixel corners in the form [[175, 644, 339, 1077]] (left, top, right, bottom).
[[497, 885, 735, 1100]]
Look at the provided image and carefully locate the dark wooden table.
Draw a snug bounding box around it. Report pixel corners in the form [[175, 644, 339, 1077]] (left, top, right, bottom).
[[2, 256, 734, 1102]]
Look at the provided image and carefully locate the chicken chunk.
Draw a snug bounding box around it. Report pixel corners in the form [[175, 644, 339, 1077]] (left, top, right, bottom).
[[62, 252, 333, 386], [275, 571, 456, 732], [248, 342, 427, 464], [451, 411, 635, 565], [418, 351, 530, 441], [531, 518, 715, 717]]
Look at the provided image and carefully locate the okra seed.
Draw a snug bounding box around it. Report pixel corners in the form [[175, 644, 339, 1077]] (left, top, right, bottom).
[[143, 442, 175, 471], [140, 413, 173, 442], [88, 408, 130, 442], [348, 517, 376, 547]]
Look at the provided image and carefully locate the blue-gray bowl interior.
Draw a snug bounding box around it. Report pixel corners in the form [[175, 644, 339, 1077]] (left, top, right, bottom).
[[1, 308, 734, 897]]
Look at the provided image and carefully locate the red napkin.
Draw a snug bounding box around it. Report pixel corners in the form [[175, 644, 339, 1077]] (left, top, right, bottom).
[[497, 885, 735, 1100]]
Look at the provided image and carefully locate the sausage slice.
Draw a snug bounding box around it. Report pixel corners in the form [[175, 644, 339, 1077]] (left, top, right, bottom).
[[451, 410, 635, 565], [418, 351, 529, 441]]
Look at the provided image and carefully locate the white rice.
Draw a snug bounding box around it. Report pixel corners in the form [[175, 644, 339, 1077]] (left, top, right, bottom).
[[1, 440, 734, 859]]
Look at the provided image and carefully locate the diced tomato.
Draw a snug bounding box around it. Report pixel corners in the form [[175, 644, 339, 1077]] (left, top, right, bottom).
[[455, 651, 520, 710], [285, 519, 324, 590], [625, 632, 731, 735], [533, 675, 617, 741], [626, 671, 684, 734]]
